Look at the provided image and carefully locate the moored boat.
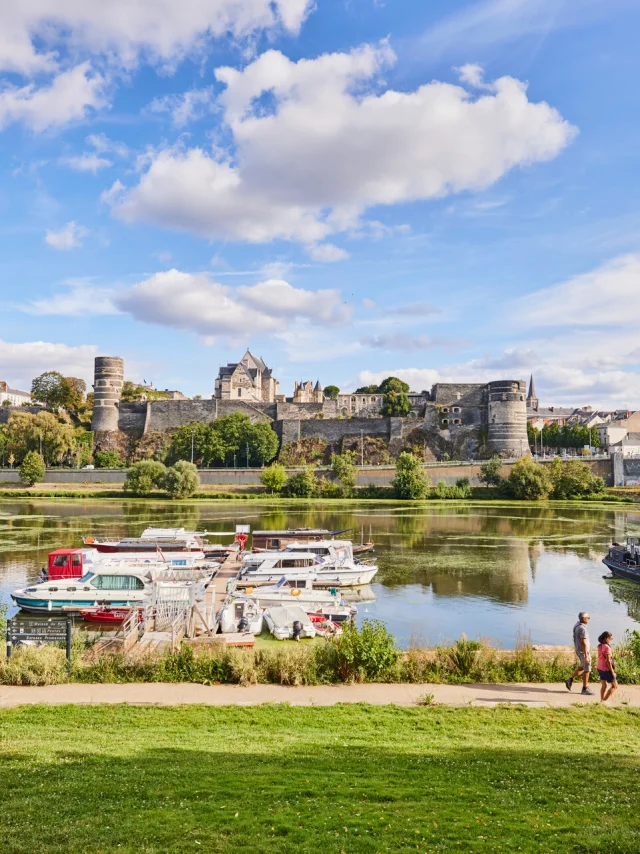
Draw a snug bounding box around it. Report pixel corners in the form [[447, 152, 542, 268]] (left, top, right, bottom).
[[263, 605, 317, 641], [603, 537, 640, 583]]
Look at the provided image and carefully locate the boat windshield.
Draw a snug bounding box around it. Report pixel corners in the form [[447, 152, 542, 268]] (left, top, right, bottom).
[[78, 572, 95, 583]]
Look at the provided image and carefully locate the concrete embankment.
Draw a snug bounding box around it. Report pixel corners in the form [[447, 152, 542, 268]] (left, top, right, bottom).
[[1, 682, 638, 708]]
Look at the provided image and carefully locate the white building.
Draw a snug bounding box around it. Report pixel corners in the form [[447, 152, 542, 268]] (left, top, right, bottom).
[[0, 382, 31, 407], [610, 432, 640, 457]]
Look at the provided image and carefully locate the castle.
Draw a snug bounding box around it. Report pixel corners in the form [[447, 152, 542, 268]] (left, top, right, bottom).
[[91, 353, 529, 460]]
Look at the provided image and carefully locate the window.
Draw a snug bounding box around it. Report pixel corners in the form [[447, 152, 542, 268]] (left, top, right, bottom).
[[90, 575, 144, 590], [52, 555, 69, 567], [442, 419, 449, 427], [268, 538, 279, 548], [453, 419, 461, 425], [72, 554, 82, 567], [237, 388, 242, 397], [442, 407, 449, 413], [452, 406, 460, 413]]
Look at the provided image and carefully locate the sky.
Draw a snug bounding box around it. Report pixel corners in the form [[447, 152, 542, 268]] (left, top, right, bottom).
[[1, 0, 640, 408]]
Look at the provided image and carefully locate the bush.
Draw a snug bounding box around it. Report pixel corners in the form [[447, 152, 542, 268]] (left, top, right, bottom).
[[331, 450, 357, 497], [260, 462, 287, 494], [94, 449, 123, 468], [282, 465, 318, 497], [19, 451, 45, 486], [505, 457, 552, 500], [333, 620, 400, 681], [392, 452, 428, 499], [315, 477, 342, 498], [431, 480, 472, 499], [124, 460, 167, 496], [164, 460, 200, 499], [480, 455, 503, 487], [548, 458, 606, 499]]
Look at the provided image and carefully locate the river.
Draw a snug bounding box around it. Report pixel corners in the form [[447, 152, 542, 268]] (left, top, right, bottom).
[[2, 499, 640, 648]]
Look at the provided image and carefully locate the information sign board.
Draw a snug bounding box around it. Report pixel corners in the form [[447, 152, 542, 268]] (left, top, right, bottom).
[[6, 618, 72, 663]]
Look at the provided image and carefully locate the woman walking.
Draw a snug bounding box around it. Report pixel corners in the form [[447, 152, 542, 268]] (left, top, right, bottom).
[[597, 631, 617, 702]]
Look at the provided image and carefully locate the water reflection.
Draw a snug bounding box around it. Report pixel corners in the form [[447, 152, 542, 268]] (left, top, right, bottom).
[[2, 500, 640, 647]]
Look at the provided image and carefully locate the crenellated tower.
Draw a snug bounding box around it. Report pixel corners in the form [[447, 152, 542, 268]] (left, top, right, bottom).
[[486, 380, 529, 458]]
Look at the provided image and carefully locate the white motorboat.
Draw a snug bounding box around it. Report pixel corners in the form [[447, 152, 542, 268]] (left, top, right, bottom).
[[239, 577, 356, 622], [263, 605, 317, 641], [217, 596, 264, 634], [12, 561, 212, 615], [239, 551, 377, 587]]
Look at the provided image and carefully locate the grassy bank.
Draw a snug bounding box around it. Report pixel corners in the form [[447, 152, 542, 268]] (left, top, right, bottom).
[[1, 703, 639, 853], [3, 629, 640, 686]]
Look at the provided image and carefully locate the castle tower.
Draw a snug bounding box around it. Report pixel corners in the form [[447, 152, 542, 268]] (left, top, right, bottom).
[[91, 356, 124, 432], [486, 380, 528, 458], [527, 374, 539, 412]]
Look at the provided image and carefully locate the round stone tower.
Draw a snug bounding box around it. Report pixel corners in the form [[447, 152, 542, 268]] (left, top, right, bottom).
[[486, 380, 528, 458], [91, 356, 124, 432]]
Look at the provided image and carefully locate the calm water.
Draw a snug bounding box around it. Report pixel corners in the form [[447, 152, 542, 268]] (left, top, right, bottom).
[[2, 499, 640, 648]]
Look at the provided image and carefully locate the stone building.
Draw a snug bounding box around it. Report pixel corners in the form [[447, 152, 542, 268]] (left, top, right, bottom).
[[214, 350, 280, 403], [293, 380, 323, 404], [0, 381, 31, 407]]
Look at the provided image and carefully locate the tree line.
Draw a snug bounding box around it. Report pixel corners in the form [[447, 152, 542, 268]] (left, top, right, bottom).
[[528, 422, 600, 452]]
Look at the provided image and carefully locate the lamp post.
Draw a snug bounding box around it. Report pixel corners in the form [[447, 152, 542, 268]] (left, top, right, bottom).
[[190, 428, 195, 465], [246, 442, 250, 468], [233, 453, 236, 469], [360, 430, 364, 467]]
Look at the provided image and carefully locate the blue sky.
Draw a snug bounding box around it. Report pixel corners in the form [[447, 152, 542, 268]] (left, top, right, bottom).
[[1, 0, 640, 407]]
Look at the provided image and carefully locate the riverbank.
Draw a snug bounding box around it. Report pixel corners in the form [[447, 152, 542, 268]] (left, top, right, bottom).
[[1, 703, 639, 853]]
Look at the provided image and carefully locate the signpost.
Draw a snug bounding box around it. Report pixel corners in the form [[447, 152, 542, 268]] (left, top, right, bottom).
[[6, 618, 72, 667]]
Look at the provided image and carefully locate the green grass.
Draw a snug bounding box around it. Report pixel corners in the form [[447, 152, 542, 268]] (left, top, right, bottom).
[[1, 704, 639, 853]]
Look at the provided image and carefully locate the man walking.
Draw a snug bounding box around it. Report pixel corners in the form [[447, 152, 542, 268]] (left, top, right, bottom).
[[565, 611, 594, 695]]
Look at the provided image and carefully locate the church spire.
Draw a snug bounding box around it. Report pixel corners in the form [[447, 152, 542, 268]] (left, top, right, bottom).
[[527, 374, 539, 411]]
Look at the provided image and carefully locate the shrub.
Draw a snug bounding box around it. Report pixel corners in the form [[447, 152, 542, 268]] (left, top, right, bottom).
[[547, 458, 606, 499], [282, 465, 318, 497], [260, 462, 287, 494], [392, 452, 428, 499], [480, 455, 503, 487], [19, 451, 45, 486], [331, 450, 357, 497], [333, 620, 400, 682], [315, 477, 342, 498], [431, 481, 472, 499], [505, 456, 552, 500], [124, 460, 167, 496], [93, 449, 123, 468], [164, 460, 199, 499]]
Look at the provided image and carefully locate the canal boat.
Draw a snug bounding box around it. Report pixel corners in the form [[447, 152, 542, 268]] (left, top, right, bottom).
[[250, 528, 349, 550], [83, 527, 236, 557], [217, 597, 264, 634], [238, 577, 356, 622], [603, 538, 640, 583], [11, 561, 214, 615], [239, 551, 378, 587], [45, 547, 209, 580], [263, 605, 317, 640]]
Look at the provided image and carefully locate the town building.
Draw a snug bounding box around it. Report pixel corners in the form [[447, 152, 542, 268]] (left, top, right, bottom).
[[214, 350, 281, 403], [609, 432, 640, 457], [0, 381, 31, 407], [292, 380, 324, 404]]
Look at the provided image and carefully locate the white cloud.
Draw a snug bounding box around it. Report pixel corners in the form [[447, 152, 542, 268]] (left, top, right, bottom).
[[45, 221, 88, 250], [59, 153, 113, 173], [20, 279, 119, 316], [0, 1, 314, 76], [114, 269, 352, 341], [0, 63, 105, 132], [0, 338, 98, 389], [360, 333, 468, 351], [306, 243, 350, 262], [456, 63, 486, 88], [111, 43, 576, 246], [86, 133, 128, 158], [516, 254, 640, 328], [148, 87, 216, 127]]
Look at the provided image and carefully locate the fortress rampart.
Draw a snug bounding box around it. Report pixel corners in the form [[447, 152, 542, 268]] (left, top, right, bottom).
[[90, 357, 529, 460]]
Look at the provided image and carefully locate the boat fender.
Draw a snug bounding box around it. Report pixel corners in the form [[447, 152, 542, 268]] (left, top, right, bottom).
[[85, 537, 94, 544], [292, 620, 303, 641], [291, 588, 301, 597], [246, 587, 254, 595]]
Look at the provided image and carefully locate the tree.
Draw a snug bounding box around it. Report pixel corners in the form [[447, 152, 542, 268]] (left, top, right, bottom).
[[260, 462, 287, 494], [5, 410, 76, 465], [124, 460, 167, 496], [392, 452, 428, 499], [19, 451, 45, 486], [355, 384, 379, 394], [167, 422, 217, 466], [31, 372, 67, 409], [331, 451, 357, 497], [246, 420, 279, 466], [164, 460, 200, 499], [282, 466, 318, 497], [381, 390, 411, 417], [547, 458, 605, 499], [378, 377, 410, 395], [63, 377, 87, 412], [324, 385, 340, 400], [506, 457, 552, 500], [1, 399, 11, 408], [479, 455, 504, 487], [94, 449, 124, 468]]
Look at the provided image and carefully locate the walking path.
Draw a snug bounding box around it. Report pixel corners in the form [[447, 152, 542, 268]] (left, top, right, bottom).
[[1, 682, 639, 708]]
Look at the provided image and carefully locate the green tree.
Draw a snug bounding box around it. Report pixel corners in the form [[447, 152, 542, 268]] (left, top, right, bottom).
[[6, 410, 76, 465], [355, 384, 380, 394], [260, 462, 288, 494], [323, 385, 340, 400], [282, 465, 318, 497], [547, 458, 605, 499], [2, 399, 11, 408], [30, 372, 66, 409], [331, 451, 357, 497], [120, 381, 169, 402], [392, 452, 428, 499], [379, 377, 410, 395], [590, 426, 601, 450], [167, 422, 217, 466], [506, 457, 552, 500], [124, 460, 167, 496], [94, 449, 124, 468], [164, 460, 200, 499], [246, 420, 279, 466], [381, 390, 411, 417], [19, 451, 45, 486], [479, 455, 504, 487]]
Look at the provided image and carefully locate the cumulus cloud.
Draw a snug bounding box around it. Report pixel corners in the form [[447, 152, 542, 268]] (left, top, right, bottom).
[[0, 63, 105, 132], [45, 221, 88, 250], [148, 87, 216, 127], [20, 279, 119, 316], [306, 243, 350, 263], [0, 338, 98, 389], [111, 43, 576, 246], [0, 1, 314, 76], [114, 269, 352, 341]]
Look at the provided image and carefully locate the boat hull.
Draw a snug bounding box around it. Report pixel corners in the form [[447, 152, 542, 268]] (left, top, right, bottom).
[[603, 557, 640, 583]]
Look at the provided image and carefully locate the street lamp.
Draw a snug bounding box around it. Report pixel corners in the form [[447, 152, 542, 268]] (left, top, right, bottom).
[[233, 453, 236, 469], [190, 428, 195, 465]]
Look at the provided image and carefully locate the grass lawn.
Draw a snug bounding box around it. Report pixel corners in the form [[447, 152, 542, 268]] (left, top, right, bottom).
[[1, 705, 639, 853]]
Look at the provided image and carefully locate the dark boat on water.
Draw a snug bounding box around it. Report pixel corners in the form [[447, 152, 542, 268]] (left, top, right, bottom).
[[603, 537, 640, 583]]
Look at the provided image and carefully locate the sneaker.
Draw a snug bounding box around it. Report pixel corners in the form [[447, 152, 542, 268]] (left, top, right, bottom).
[[565, 678, 573, 691], [581, 687, 594, 695]]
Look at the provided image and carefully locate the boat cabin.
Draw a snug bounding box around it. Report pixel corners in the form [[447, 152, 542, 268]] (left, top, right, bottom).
[[47, 548, 84, 580], [283, 540, 354, 562], [251, 528, 346, 550]]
